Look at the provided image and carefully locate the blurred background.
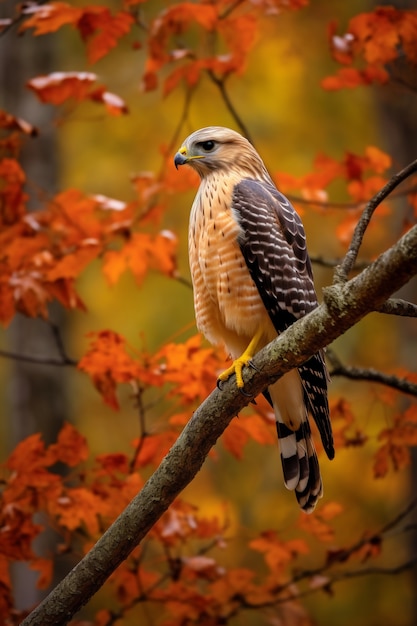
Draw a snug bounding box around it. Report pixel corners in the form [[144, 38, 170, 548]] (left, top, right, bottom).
[[0, 0, 416, 624]]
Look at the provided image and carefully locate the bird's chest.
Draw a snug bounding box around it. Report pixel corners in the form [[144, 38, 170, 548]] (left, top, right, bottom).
[[189, 180, 266, 336]]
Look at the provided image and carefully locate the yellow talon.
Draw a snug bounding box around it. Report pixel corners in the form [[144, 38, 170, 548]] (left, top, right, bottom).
[[217, 329, 263, 389]]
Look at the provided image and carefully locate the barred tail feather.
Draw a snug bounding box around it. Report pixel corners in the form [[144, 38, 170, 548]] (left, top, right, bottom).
[[275, 413, 323, 513]]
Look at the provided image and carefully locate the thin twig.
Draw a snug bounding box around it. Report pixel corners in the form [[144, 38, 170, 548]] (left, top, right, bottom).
[[286, 183, 417, 211], [0, 349, 77, 367], [205, 71, 253, 144], [327, 350, 417, 397], [130, 383, 149, 472], [219, 0, 247, 20], [334, 158, 417, 283], [377, 298, 417, 317], [311, 255, 369, 271], [162, 85, 196, 174]]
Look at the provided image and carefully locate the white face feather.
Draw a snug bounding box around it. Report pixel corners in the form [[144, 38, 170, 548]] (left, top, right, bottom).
[[177, 126, 272, 182]]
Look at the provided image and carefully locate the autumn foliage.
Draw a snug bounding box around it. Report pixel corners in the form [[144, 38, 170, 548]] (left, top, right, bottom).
[[1, 2, 417, 625]]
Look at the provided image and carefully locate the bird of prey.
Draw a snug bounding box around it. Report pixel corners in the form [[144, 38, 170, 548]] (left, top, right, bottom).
[[174, 126, 333, 512]]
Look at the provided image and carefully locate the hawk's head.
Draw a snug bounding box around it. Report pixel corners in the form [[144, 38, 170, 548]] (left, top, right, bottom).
[[174, 126, 268, 180]]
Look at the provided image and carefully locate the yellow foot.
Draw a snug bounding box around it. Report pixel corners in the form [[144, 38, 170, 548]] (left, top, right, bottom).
[[218, 355, 254, 388], [217, 329, 263, 389]]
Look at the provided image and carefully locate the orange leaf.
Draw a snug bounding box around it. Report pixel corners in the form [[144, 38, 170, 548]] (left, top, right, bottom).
[[27, 71, 98, 104], [78, 330, 162, 409], [250, 531, 309, 574], [27, 72, 128, 116], [30, 558, 54, 590], [0, 109, 38, 136], [102, 231, 177, 286], [51, 488, 105, 535], [222, 419, 250, 460], [90, 88, 129, 115], [77, 8, 134, 64], [47, 243, 99, 281], [50, 423, 89, 467], [298, 502, 343, 542], [0, 158, 27, 226], [133, 431, 179, 468], [20, 2, 82, 35]]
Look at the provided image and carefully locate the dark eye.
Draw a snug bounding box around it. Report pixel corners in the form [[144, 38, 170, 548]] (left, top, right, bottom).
[[198, 140, 216, 152]]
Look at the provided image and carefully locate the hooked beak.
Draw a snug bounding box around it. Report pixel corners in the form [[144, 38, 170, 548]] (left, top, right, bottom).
[[174, 150, 188, 169]]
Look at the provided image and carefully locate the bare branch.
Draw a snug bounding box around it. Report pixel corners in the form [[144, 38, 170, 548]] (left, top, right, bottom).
[[377, 298, 417, 317], [205, 71, 254, 144], [0, 348, 77, 367], [334, 159, 417, 283], [286, 182, 417, 211], [327, 350, 417, 397], [311, 255, 369, 271]]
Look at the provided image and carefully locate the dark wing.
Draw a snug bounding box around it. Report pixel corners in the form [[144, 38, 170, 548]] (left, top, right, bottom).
[[232, 178, 334, 459]]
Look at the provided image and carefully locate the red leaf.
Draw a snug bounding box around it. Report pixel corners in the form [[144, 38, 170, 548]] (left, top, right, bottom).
[[27, 72, 128, 116], [49, 423, 89, 467], [89, 88, 129, 116], [0, 110, 38, 136], [20, 2, 82, 35], [27, 71, 98, 104], [78, 330, 162, 409], [77, 8, 134, 64]]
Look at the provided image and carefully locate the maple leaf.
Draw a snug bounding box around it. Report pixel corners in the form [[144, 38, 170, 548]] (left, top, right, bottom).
[[30, 557, 54, 590], [298, 501, 343, 542], [78, 330, 162, 409], [215, 13, 258, 76], [102, 230, 177, 286], [209, 568, 261, 609], [250, 530, 309, 575], [374, 405, 417, 478], [19, 2, 83, 35], [0, 158, 27, 226], [6, 432, 58, 474], [0, 109, 38, 136], [20, 2, 134, 64], [49, 423, 89, 468], [89, 87, 129, 116], [133, 431, 179, 468], [156, 334, 222, 405], [323, 8, 417, 91], [142, 3, 218, 92], [51, 487, 105, 535], [182, 555, 223, 582], [77, 7, 134, 64], [26, 72, 128, 117]]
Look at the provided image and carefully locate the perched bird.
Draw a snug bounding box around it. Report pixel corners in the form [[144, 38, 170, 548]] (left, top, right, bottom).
[[174, 126, 334, 512]]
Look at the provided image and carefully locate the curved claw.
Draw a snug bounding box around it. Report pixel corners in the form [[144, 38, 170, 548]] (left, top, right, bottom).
[[238, 387, 253, 398], [217, 378, 225, 391], [247, 359, 260, 373]]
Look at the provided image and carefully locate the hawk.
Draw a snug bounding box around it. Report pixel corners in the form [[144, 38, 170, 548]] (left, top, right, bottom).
[[174, 126, 334, 512]]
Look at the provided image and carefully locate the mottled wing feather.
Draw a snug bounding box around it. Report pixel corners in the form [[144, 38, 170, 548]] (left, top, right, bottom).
[[299, 355, 334, 459], [232, 178, 334, 460]]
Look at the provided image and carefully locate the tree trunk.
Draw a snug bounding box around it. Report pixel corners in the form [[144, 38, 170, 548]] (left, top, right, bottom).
[[0, 2, 69, 610]]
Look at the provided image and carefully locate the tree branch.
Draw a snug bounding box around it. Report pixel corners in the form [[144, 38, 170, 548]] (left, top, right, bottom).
[[327, 350, 417, 397], [334, 158, 417, 283], [205, 71, 254, 144], [22, 220, 417, 625], [377, 298, 417, 317], [0, 349, 77, 367]]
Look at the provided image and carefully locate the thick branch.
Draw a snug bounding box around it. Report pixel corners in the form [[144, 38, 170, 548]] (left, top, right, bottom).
[[22, 224, 417, 626]]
